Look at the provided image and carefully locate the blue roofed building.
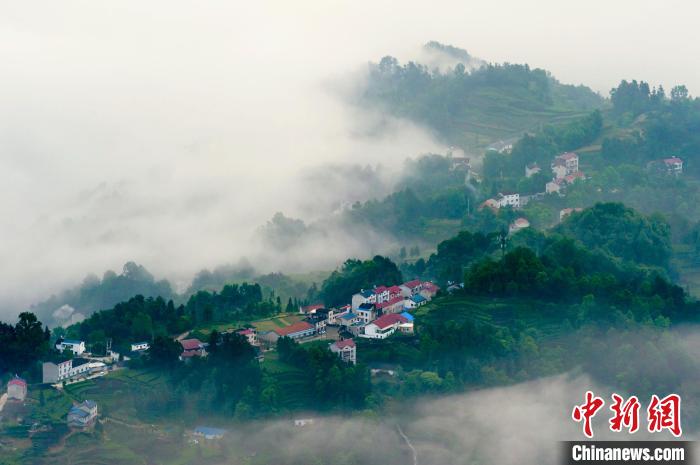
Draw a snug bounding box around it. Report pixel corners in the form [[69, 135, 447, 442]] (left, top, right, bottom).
[[67, 400, 98, 428]]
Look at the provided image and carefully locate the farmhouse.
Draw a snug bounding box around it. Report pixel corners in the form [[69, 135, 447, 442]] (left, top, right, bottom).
[[552, 152, 579, 178], [180, 338, 207, 359], [338, 312, 361, 327], [402, 279, 423, 296], [479, 198, 501, 211], [236, 328, 258, 346], [351, 289, 376, 310], [397, 312, 415, 334], [7, 376, 27, 401], [509, 217, 530, 234], [559, 207, 583, 222], [495, 192, 520, 209], [361, 313, 410, 339], [305, 314, 328, 334], [355, 303, 377, 324], [648, 157, 683, 176], [194, 426, 227, 440], [130, 342, 150, 352], [546, 178, 563, 194], [42, 359, 99, 383], [67, 400, 98, 428], [55, 339, 86, 355], [376, 296, 405, 314], [419, 282, 440, 299], [525, 162, 541, 178], [299, 303, 325, 314], [274, 321, 315, 339], [329, 338, 356, 365]]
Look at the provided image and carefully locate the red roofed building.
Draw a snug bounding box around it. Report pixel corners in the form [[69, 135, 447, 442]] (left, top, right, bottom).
[[420, 282, 440, 299], [180, 338, 204, 351], [329, 338, 356, 364], [180, 338, 207, 360], [400, 279, 423, 297], [300, 304, 325, 314], [7, 376, 27, 401], [376, 295, 405, 314], [361, 314, 409, 339], [274, 321, 315, 339], [552, 152, 579, 179]]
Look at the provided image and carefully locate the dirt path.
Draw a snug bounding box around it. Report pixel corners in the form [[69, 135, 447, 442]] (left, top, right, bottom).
[[397, 424, 418, 465]]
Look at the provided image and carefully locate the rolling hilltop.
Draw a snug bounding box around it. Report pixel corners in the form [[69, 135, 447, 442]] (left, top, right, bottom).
[[361, 42, 604, 151]]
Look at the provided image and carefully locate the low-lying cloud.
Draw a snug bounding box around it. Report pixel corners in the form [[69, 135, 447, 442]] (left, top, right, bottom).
[[2, 0, 699, 317]]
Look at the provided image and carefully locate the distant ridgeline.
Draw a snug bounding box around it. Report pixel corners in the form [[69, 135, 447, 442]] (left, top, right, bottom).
[[361, 42, 603, 149]]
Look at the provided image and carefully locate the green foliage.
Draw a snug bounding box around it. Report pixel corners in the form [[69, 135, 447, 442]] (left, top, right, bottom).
[[420, 230, 497, 284], [554, 202, 672, 268], [463, 238, 686, 320], [320, 256, 402, 307], [0, 312, 50, 377], [31, 262, 175, 327], [363, 57, 601, 147], [277, 337, 370, 410]]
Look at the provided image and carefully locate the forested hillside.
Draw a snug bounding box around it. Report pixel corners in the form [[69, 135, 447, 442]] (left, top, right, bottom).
[[361, 42, 603, 149]]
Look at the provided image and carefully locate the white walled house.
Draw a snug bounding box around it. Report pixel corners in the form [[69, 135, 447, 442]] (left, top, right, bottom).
[[329, 338, 357, 365], [355, 304, 376, 324], [351, 290, 376, 310], [7, 376, 27, 401], [402, 280, 423, 296], [361, 314, 410, 340], [552, 152, 579, 177], [496, 192, 520, 209], [43, 360, 73, 383], [130, 342, 150, 352], [67, 400, 98, 428], [42, 359, 96, 383], [373, 286, 391, 304], [525, 163, 541, 178], [55, 339, 86, 355]]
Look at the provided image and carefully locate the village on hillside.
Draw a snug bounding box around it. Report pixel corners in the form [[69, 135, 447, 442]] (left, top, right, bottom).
[[1, 278, 439, 440], [476, 149, 684, 233]]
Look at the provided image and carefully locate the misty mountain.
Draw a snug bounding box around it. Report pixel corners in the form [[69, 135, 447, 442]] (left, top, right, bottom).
[[361, 48, 603, 150], [30, 262, 175, 328]]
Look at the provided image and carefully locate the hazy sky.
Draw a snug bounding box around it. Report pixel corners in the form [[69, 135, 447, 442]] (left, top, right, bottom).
[[1, 0, 698, 314]]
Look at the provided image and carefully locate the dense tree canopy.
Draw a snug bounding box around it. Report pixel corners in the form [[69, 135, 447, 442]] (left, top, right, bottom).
[[320, 256, 403, 307]]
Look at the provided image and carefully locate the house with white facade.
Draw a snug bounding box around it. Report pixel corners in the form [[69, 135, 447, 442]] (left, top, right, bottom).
[[42, 360, 73, 383], [552, 152, 579, 178], [235, 328, 258, 346], [496, 192, 520, 209], [130, 342, 150, 352], [376, 296, 405, 314], [55, 339, 86, 355], [67, 400, 98, 428], [361, 314, 410, 340], [7, 376, 27, 401], [351, 290, 376, 310], [402, 280, 423, 296], [525, 163, 541, 178], [274, 322, 315, 340], [354, 303, 376, 324], [329, 338, 357, 365], [546, 178, 563, 194]]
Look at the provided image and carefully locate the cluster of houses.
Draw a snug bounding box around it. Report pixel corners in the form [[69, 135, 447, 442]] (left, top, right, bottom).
[[647, 157, 683, 176], [544, 152, 585, 194]]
